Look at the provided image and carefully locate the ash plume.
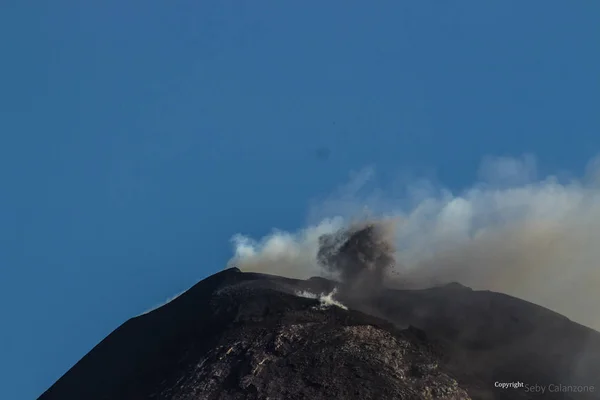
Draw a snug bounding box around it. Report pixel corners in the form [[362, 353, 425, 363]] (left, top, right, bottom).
[[227, 155, 600, 331], [316, 219, 396, 293]]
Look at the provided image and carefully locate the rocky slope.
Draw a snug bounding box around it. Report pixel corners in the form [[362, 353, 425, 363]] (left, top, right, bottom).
[[38, 268, 469, 399], [38, 267, 600, 399]]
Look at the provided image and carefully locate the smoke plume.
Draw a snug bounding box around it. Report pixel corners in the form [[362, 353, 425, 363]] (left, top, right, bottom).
[[316, 219, 397, 294], [227, 155, 600, 331]]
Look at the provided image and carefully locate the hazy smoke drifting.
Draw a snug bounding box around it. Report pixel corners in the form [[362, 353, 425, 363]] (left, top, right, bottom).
[[227, 155, 600, 331], [316, 220, 397, 294]]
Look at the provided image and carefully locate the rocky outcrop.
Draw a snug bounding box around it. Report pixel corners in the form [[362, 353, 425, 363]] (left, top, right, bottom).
[[160, 289, 468, 400]]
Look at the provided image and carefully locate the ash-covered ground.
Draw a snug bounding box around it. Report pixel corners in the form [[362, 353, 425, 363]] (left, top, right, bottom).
[[38, 267, 472, 400], [37, 217, 600, 400], [38, 253, 600, 400]]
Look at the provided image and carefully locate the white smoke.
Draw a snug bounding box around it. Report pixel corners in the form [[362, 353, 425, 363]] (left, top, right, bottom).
[[318, 288, 348, 310], [229, 218, 345, 280], [228, 155, 600, 331], [295, 288, 348, 310]]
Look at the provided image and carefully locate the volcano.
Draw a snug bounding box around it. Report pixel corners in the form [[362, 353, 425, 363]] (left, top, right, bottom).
[[38, 267, 600, 399], [38, 223, 600, 399]]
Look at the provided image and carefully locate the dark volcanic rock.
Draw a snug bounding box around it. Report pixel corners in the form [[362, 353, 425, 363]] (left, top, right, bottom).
[[337, 284, 600, 400], [38, 268, 600, 400], [38, 268, 469, 400], [167, 292, 467, 399]]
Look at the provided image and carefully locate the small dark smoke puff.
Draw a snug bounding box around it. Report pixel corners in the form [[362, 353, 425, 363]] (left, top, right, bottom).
[[317, 221, 396, 292]]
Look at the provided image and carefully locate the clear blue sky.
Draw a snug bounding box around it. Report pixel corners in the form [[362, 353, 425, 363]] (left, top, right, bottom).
[[1, 2, 598, 399]]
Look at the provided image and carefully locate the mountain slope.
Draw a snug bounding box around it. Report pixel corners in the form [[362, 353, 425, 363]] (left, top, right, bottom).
[[38, 268, 600, 399], [337, 283, 600, 399], [38, 268, 469, 400]]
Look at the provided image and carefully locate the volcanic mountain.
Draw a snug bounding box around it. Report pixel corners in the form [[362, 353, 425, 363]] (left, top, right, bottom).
[[38, 223, 600, 399]]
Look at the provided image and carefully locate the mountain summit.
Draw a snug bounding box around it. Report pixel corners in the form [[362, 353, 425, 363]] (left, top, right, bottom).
[[38, 223, 600, 399], [38, 267, 600, 400]]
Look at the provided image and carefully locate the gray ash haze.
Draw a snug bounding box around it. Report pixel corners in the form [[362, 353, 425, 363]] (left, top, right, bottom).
[[316, 220, 397, 291], [227, 155, 600, 331]]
